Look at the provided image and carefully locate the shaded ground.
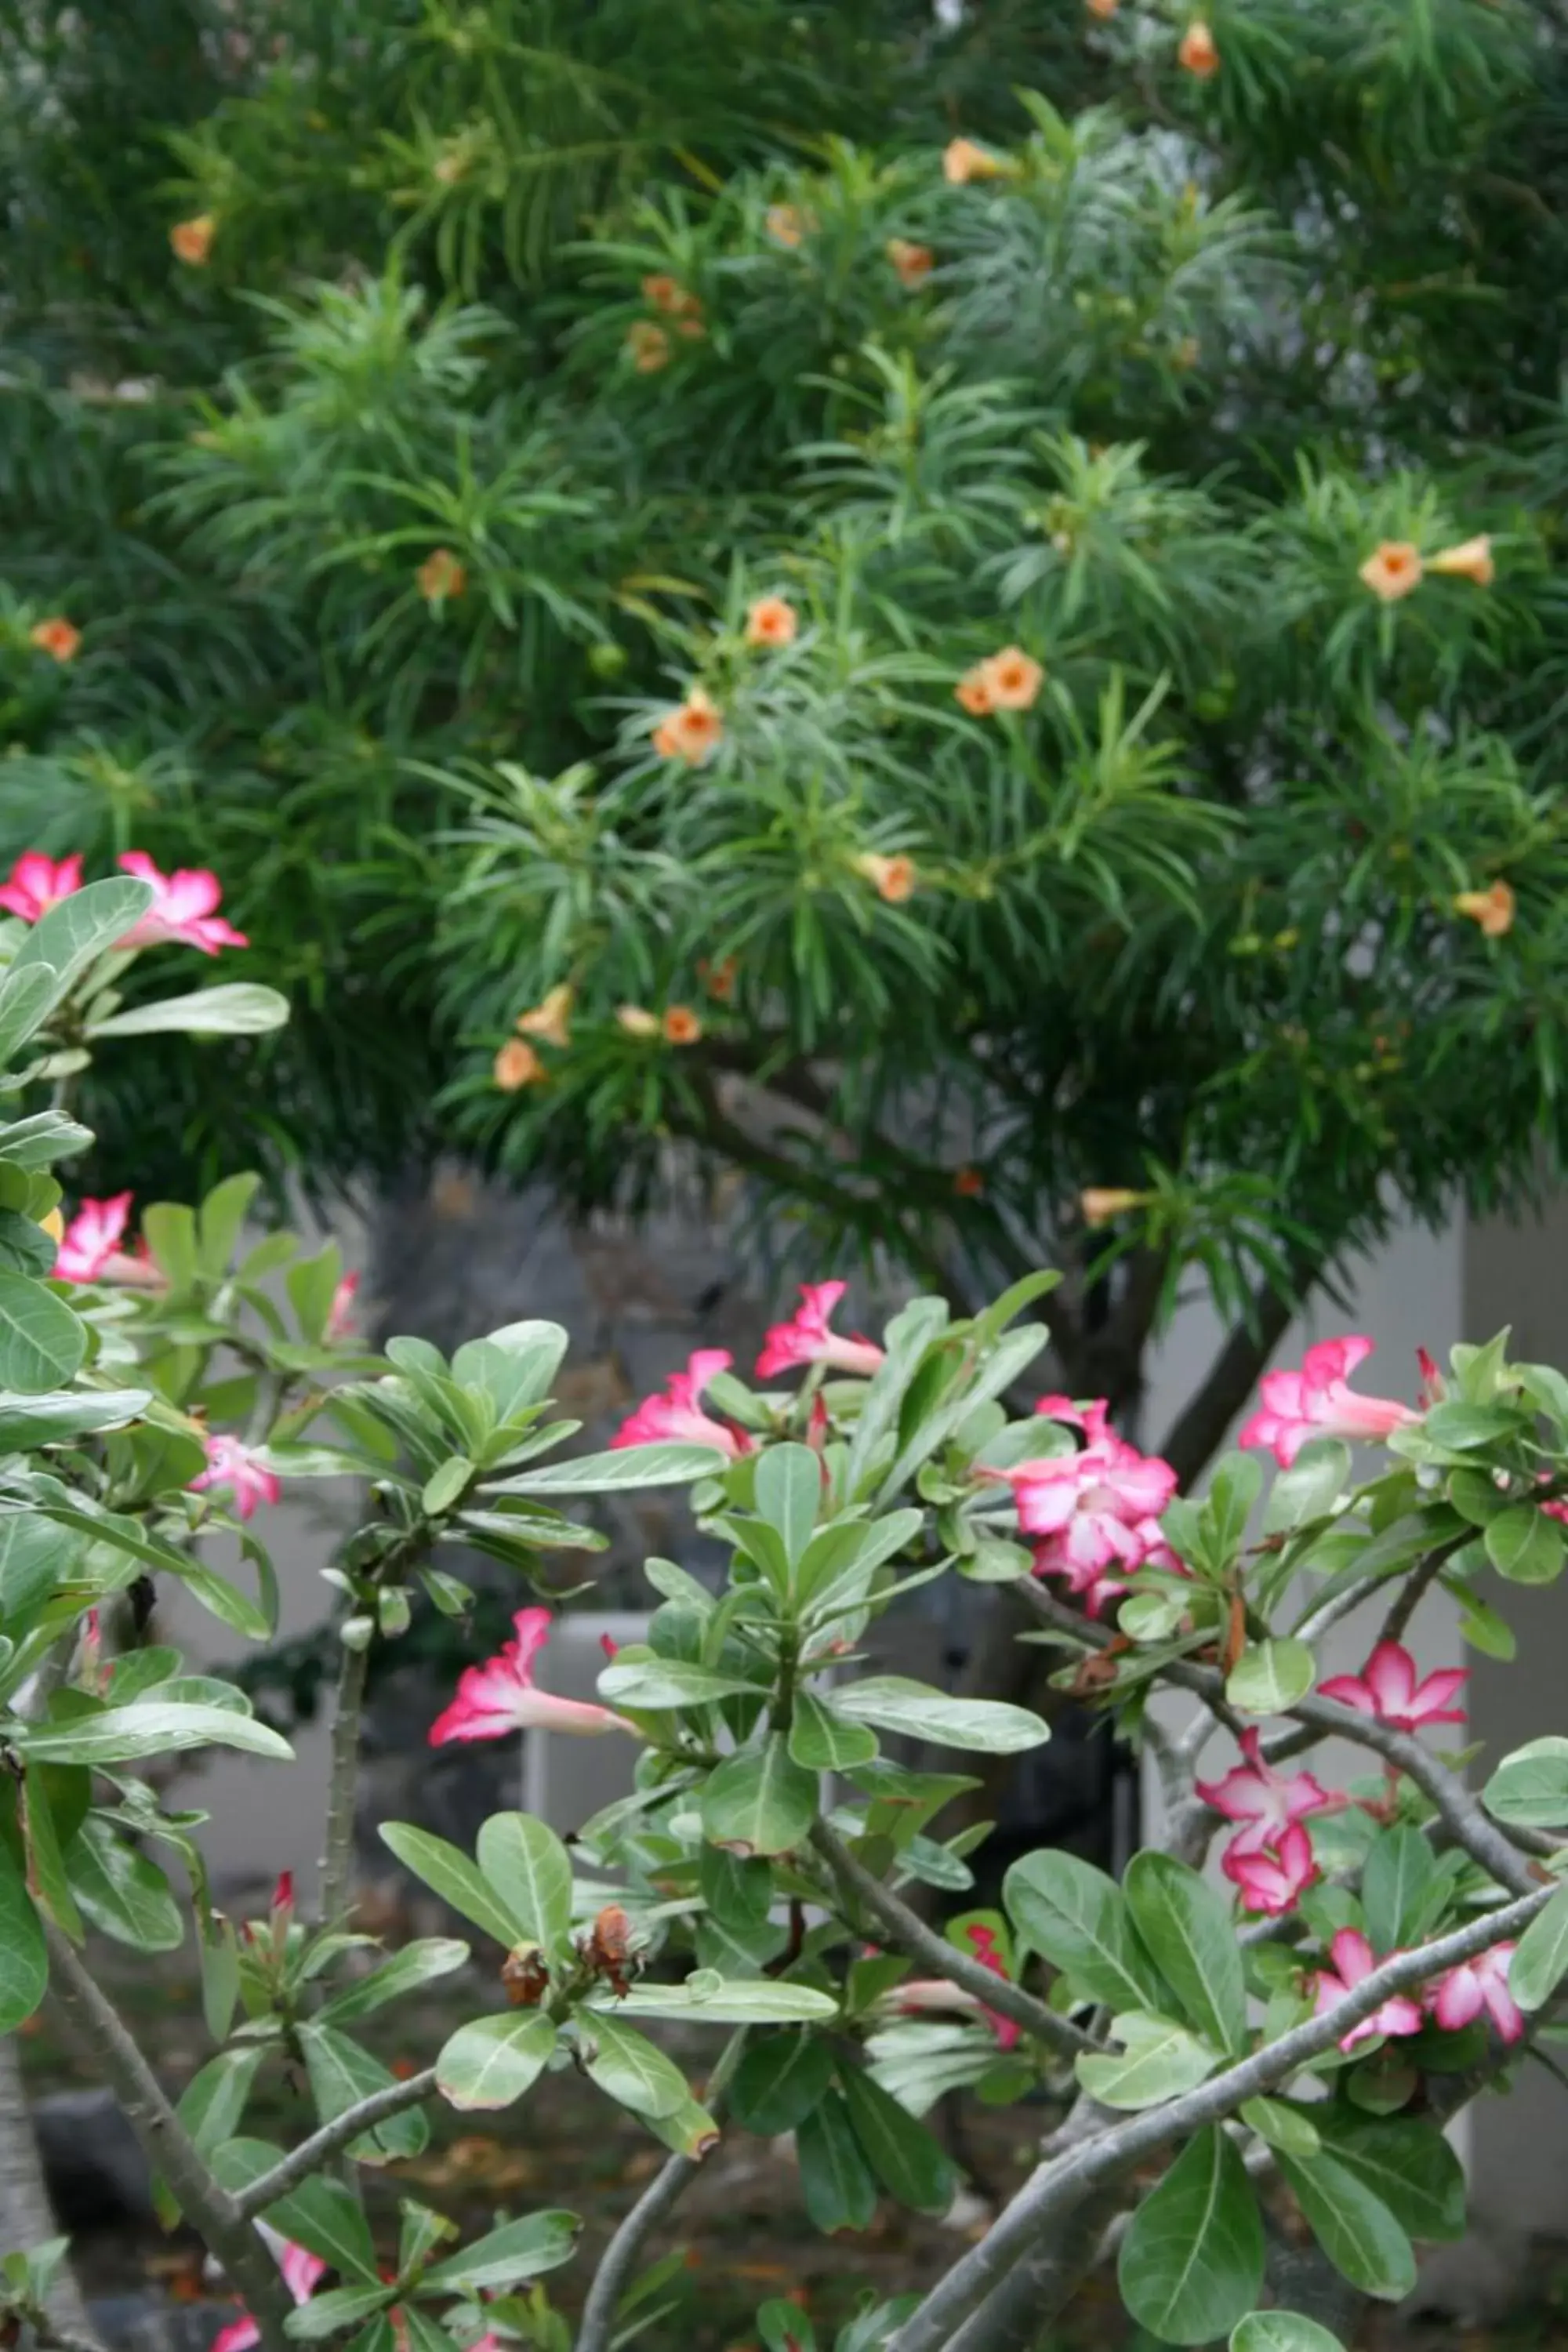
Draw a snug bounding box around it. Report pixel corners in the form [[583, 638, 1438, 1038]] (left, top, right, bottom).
[[20, 1949, 1568, 2352]]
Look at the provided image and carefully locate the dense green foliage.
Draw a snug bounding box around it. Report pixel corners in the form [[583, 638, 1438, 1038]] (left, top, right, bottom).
[[3, 0, 1566, 1399]]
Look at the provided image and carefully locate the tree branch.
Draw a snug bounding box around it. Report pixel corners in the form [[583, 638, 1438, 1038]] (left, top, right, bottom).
[[318, 1636, 369, 1926], [809, 1820, 1096, 2059], [575, 2031, 748, 2352], [234, 2072, 438, 2219], [887, 1882, 1556, 2352], [42, 1928, 292, 2352]]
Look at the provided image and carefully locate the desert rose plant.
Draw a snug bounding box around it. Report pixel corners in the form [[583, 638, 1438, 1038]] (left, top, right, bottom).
[[1, 880, 1566, 2352]]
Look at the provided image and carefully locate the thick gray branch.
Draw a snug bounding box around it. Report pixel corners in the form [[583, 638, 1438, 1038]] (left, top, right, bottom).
[[318, 1637, 368, 1926], [234, 2071, 438, 2218]]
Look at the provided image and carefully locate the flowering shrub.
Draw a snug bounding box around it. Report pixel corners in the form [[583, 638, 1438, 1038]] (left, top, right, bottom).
[[3, 886, 1568, 2352]]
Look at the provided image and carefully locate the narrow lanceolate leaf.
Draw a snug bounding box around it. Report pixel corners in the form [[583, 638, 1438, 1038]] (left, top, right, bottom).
[[420, 2212, 582, 2292], [436, 2012, 557, 2112], [1118, 2127, 1265, 2347], [1004, 1850, 1167, 2013], [838, 2065, 956, 2214], [475, 1812, 573, 1951], [1359, 1827, 1439, 1955], [86, 983, 290, 1038], [486, 1443, 728, 1494], [831, 1677, 1049, 1754], [597, 1657, 766, 1710], [611, 1978, 837, 2027], [700, 1736, 818, 1857], [316, 1938, 469, 2025], [19, 1703, 291, 1766], [211, 2142, 379, 2281], [753, 1443, 823, 1570], [1124, 1853, 1248, 2055], [299, 2024, 429, 2163], [1511, 1882, 1568, 2010], [1073, 2013, 1221, 2111], [1276, 2150, 1417, 2301]]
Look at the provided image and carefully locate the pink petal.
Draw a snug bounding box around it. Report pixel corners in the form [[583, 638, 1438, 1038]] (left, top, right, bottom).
[[1408, 1667, 1467, 1723], [210, 2318, 260, 2352], [1255, 1370, 1307, 1418], [1300, 1337, 1374, 1395], [1362, 1642, 1418, 1717], [281, 2246, 327, 2304], [508, 1606, 553, 1679], [1316, 1671, 1375, 1717], [1433, 1966, 1483, 2032], [1329, 1928, 1375, 1987]]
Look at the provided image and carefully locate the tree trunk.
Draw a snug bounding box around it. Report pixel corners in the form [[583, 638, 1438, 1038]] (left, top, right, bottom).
[[0, 2032, 98, 2339]]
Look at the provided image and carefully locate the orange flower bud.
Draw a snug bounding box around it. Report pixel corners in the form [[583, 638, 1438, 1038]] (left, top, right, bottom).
[[697, 955, 738, 1000], [28, 618, 81, 663], [764, 204, 814, 248], [953, 1166, 985, 1198], [853, 852, 917, 905], [955, 665, 994, 716], [982, 646, 1044, 710], [1080, 1187, 1145, 1228], [1452, 880, 1515, 938], [516, 984, 573, 1049], [651, 687, 723, 765], [662, 1005, 703, 1046], [616, 1005, 660, 1037], [886, 238, 935, 289], [626, 321, 671, 373], [493, 1039, 546, 1091], [1427, 534, 1494, 586], [170, 215, 216, 265], [416, 548, 466, 602], [1178, 21, 1220, 75], [943, 138, 1004, 186]]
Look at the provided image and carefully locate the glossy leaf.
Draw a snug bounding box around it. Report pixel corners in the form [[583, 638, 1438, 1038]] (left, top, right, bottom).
[[576, 2009, 691, 2118], [20, 1702, 290, 1766], [840, 2065, 956, 2214], [0, 1842, 46, 2031], [1124, 1853, 1247, 2054], [88, 983, 290, 1038], [64, 1815, 183, 1950], [832, 1677, 1048, 1754], [212, 2141, 379, 2281], [1118, 2127, 1265, 2346], [488, 1443, 728, 1494], [1231, 2316, 1345, 2352], [1311, 2114, 1465, 2243], [378, 1822, 529, 1948], [299, 2024, 430, 2161], [730, 2031, 837, 2136], [1074, 2012, 1221, 2111], [476, 1811, 573, 1951], [316, 1937, 470, 2024], [1004, 1850, 1166, 2012], [700, 1737, 818, 1857], [1512, 1882, 1568, 2011], [1225, 1639, 1316, 1717], [421, 2212, 582, 2292], [1276, 2150, 1417, 2300], [9, 879, 152, 1009], [789, 1690, 878, 1771], [1483, 1737, 1568, 1829], [797, 2089, 878, 2235], [436, 2012, 557, 2111]]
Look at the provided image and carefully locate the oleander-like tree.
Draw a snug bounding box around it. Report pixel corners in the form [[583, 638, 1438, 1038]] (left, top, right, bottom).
[[1, 0, 1566, 1457]]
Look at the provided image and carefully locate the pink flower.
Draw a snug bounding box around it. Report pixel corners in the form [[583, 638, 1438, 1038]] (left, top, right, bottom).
[[269, 1871, 294, 1936], [1428, 1940, 1523, 2045], [960, 1922, 1021, 2051], [1221, 1819, 1319, 1916], [756, 1281, 884, 1379], [609, 1348, 750, 1456], [1317, 1639, 1466, 1733], [1312, 1927, 1425, 2052], [53, 1193, 162, 1287], [325, 1272, 359, 1341], [1239, 1336, 1419, 1468], [894, 1980, 989, 2020], [189, 1435, 281, 1522], [1197, 1729, 1341, 1856], [0, 851, 84, 923], [429, 1606, 633, 1745], [987, 1396, 1179, 1604], [211, 2240, 326, 2352], [116, 851, 249, 953], [1417, 1347, 1446, 1407]]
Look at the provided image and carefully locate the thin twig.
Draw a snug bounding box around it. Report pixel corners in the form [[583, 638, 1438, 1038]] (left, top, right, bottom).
[[1377, 1547, 1450, 1648], [809, 1820, 1097, 2059], [318, 1636, 369, 1926], [575, 2031, 749, 2352], [887, 1882, 1556, 2352], [234, 2072, 439, 2219], [42, 1928, 293, 2352]]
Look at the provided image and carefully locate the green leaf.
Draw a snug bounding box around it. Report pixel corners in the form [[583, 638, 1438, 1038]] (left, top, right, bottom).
[[421, 2212, 582, 2292], [0, 966, 61, 1065], [288, 2288, 394, 2342], [212, 2142, 379, 2281], [487, 1443, 727, 1494], [840, 2065, 956, 2214], [476, 1812, 573, 1951], [1226, 1639, 1316, 1717], [1510, 1884, 1568, 2011], [598, 1657, 765, 1710], [378, 1822, 529, 1949], [176, 2048, 266, 2172], [1422, 1402, 1527, 1450], [1124, 1853, 1248, 2055], [436, 2011, 557, 2111], [140, 1203, 199, 1292], [1004, 1851, 1167, 2013], [0, 1840, 45, 2031], [842, 1298, 949, 1494], [699, 1845, 774, 1936], [20, 1702, 289, 1766], [797, 2090, 878, 2234], [1360, 1828, 1439, 1955], [1074, 2011, 1220, 2111], [832, 1677, 1047, 1754], [700, 1737, 818, 1857], [9, 878, 153, 1011], [316, 1938, 470, 2025], [0, 1513, 71, 1628], [0, 1271, 85, 1394], [420, 1456, 474, 1515], [730, 2032, 836, 2135], [1483, 1737, 1568, 1829], [1276, 2150, 1417, 2300], [0, 1389, 152, 1451], [20, 1766, 80, 1940], [753, 1444, 822, 1571], [789, 1690, 878, 1771], [87, 984, 290, 1039], [1311, 2115, 1465, 2243], [576, 2009, 691, 2118], [197, 1174, 261, 1278], [1231, 2315, 1345, 2352], [1118, 2127, 1265, 2346], [1261, 1441, 1351, 1536], [612, 1979, 837, 2027], [299, 2024, 428, 2162], [64, 1815, 183, 1950], [1239, 2099, 1320, 2158], [1484, 1505, 1565, 1586]]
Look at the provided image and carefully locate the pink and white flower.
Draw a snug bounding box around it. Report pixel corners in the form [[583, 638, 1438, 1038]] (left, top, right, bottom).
[[1239, 1336, 1419, 1468], [325, 1272, 359, 1341], [116, 851, 249, 953], [189, 1435, 281, 1522], [755, 1281, 884, 1379], [610, 1348, 750, 1457], [1317, 1639, 1466, 1733], [960, 1922, 1021, 2050], [1221, 1819, 1319, 1916], [986, 1396, 1179, 1610], [1197, 1729, 1341, 1857], [0, 851, 84, 923], [1312, 1927, 1425, 2052], [211, 2238, 326, 2352], [1428, 1940, 1523, 2045], [429, 1606, 633, 1745], [53, 1193, 162, 1287]]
